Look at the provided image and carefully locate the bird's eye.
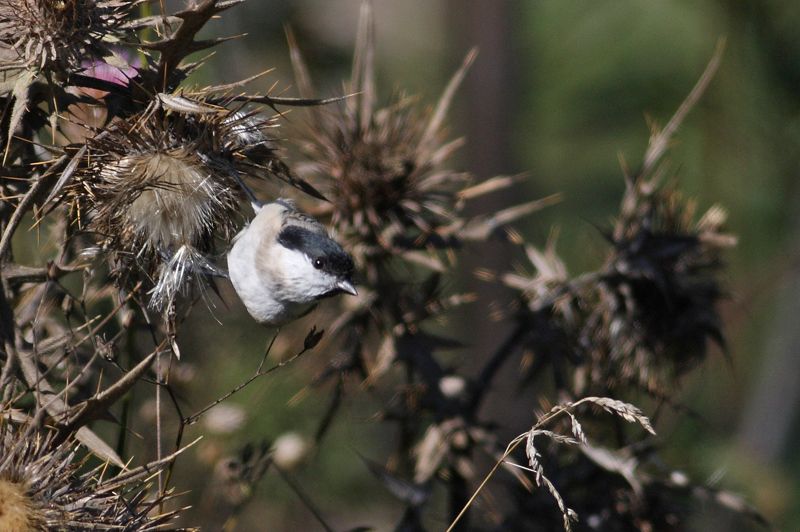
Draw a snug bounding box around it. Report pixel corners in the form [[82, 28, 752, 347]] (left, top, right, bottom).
[[313, 258, 325, 269]]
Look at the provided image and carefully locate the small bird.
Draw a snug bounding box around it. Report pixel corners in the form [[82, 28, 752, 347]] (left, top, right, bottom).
[[227, 199, 357, 326]]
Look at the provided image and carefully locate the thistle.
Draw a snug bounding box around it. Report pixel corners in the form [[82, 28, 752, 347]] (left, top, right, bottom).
[[498, 176, 735, 395], [68, 96, 290, 309], [288, 6, 554, 393], [0, 0, 138, 74], [0, 422, 181, 530], [283, 4, 472, 396], [279, 7, 562, 475], [290, 4, 488, 283], [596, 178, 736, 390]]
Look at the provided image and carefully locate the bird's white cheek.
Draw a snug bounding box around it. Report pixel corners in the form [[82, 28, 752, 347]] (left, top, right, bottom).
[[268, 249, 332, 303]]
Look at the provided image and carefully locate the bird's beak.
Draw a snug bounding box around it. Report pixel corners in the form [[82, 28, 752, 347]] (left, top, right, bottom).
[[337, 279, 358, 296]]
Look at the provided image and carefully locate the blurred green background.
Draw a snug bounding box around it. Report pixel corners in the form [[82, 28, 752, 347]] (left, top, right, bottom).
[[137, 1, 800, 529]]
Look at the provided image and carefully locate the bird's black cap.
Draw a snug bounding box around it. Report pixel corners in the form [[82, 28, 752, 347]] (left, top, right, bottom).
[[277, 225, 354, 278]]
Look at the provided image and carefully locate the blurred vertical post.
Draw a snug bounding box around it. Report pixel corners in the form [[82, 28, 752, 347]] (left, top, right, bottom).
[[444, 0, 524, 525], [725, 0, 800, 469], [447, 0, 517, 180], [445, 0, 527, 389], [738, 255, 800, 462]]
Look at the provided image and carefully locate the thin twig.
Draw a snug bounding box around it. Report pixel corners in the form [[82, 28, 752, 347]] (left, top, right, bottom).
[[156, 346, 163, 495], [184, 330, 293, 425]]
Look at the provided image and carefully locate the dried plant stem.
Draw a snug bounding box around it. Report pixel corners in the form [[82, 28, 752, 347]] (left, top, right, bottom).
[[467, 321, 528, 413], [94, 436, 203, 494], [156, 348, 164, 496], [0, 340, 16, 401], [161, 383, 188, 492], [274, 464, 336, 532], [446, 431, 525, 532], [639, 38, 725, 178], [115, 325, 137, 464]]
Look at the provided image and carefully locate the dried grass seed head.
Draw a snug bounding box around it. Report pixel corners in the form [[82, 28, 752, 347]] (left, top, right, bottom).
[[0, 0, 137, 73], [70, 97, 286, 308]]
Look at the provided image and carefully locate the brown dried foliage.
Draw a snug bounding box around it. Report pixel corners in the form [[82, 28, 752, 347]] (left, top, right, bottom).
[[0, 2, 765, 531]]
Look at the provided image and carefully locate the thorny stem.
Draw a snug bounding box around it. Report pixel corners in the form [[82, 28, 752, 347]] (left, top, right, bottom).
[[115, 323, 137, 466], [162, 383, 187, 492], [94, 436, 203, 495], [314, 376, 343, 445], [466, 271, 605, 416], [229, 93, 351, 108], [398, 357, 415, 473], [274, 464, 336, 532], [157, 309, 179, 502], [467, 320, 528, 415]]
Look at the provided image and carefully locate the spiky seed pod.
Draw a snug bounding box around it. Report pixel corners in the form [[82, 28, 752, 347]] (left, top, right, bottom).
[[68, 98, 286, 309], [0, 0, 138, 74], [504, 177, 735, 395], [290, 7, 480, 283], [299, 91, 468, 251], [0, 422, 179, 530], [593, 180, 736, 391]]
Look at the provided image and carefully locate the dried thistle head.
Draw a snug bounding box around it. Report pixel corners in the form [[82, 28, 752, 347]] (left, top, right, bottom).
[[287, 5, 475, 378], [0, 0, 137, 74], [67, 96, 289, 309], [593, 177, 736, 390], [503, 176, 735, 395], [497, 44, 733, 395], [290, 4, 479, 281], [0, 422, 178, 530], [287, 4, 554, 394]]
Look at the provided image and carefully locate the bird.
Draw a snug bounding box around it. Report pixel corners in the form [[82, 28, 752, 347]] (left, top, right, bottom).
[[227, 199, 357, 326]]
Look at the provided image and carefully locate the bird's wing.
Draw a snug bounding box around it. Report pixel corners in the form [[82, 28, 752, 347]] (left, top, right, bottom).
[[280, 205, 327, 236]]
